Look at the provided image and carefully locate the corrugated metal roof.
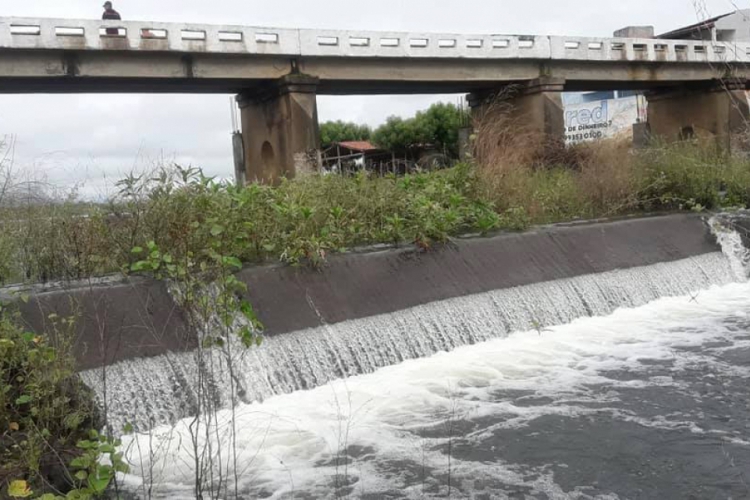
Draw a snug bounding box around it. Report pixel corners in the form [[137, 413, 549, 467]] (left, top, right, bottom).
[[657, 12, 732, 39], [336, 140, 379, 152]]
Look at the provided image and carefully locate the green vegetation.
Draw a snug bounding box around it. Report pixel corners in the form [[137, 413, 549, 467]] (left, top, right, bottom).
[[1, 139, 750, 286], [0, 306, 126, 499], [320, 121, 372, 147], [372, 102, 468, 156], [320, 102, 469, 155], [3, 106, 750, 497], [0, 164, 504, 284]]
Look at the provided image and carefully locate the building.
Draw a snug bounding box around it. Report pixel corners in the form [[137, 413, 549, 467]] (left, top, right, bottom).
[[322, 141, 393, 174], [658, 9, 750, 42]]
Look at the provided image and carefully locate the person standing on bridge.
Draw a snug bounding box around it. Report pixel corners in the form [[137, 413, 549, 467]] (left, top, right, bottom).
[[102, 1, 121, 36]]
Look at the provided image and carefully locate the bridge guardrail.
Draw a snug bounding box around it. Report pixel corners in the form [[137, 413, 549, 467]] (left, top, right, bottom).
[[2, 17, 750, 64]]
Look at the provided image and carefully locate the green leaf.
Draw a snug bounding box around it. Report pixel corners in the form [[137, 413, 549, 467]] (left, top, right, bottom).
[[70, 456, 91, 469], [210, 224, 225, 237], [8, 480, 32, 498], [99, 443, 115, 453], [88, 469, 112, 494], [76, 439, 96, 450], [15, 395, 31, 405], [223, 256, 242, 269], [239, 301, 256, 322], [130, 246, 144, 254], [74, 470, 88, 481], [130, 261, 151, 272], [122, 422, 134, 434]]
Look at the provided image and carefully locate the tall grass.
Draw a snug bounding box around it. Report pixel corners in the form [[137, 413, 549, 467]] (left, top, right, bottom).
[[2, 118, 750, 286], [471, 93, 750, 223]]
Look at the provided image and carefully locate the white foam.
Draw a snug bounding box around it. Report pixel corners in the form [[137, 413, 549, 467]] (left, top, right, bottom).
[[81, 252, 738, 433], [116, 280, 750, 499]]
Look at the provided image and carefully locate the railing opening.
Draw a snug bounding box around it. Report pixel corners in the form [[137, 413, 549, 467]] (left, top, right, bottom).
[[410, 38, 429, 48], [255, 33, 278, 44], [349, 37, 370, 47], [141, 28, 167, 39], [218, 31, 243, 42], [99, 27, 126, 38], [317, 36, 339, 46], [380, 38, 400, 47], [181, 30, 206, 41], [10, 25, 41, 35], [55, 27, 85, 37], [439, 39, 456, 48]]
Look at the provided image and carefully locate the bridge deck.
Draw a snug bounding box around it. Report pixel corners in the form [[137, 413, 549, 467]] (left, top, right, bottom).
[[1, 17, 749, 94]]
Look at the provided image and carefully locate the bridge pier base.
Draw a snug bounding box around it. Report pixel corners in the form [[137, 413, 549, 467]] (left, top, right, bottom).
[[237, 74, 321, 184], [468, 78, 565, 151], [646, 81, 750, 151]]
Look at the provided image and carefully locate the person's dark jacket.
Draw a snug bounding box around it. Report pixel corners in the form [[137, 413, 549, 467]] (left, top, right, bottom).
[[102, 8, 121, 35], [102, 8, 121, 20]]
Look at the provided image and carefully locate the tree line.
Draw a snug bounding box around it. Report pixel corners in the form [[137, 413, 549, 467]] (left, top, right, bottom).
[[320, 102, 469, 158]]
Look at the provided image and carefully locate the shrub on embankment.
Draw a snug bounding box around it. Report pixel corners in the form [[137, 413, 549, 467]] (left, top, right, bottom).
[[1, 139, 750, 286], [475, 138, 750, 224], [0, 164, 506, 284], [0, 305, 127, 499]]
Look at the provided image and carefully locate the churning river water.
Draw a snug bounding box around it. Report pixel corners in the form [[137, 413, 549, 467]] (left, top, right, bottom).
[[114, 278, 750, 499]]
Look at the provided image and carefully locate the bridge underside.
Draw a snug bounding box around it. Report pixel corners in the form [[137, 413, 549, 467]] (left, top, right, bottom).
[[3, 49, 750, 183], [0, 51, 744, 94]]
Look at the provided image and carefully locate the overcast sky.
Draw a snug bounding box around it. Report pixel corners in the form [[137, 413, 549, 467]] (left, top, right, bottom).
[[0, 0, 744, 199]]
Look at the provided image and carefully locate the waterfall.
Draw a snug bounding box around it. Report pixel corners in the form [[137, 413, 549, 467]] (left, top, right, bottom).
[[80, 218, 749, 433]]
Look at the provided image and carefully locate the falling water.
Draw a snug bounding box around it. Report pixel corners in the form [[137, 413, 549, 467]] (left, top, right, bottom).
[[80, 217, 746, 433]]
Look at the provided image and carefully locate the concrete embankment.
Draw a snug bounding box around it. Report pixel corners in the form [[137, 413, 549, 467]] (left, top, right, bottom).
[[3, 213, 720, 371]]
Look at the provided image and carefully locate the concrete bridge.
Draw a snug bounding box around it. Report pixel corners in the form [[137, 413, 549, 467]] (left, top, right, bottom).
[[2, 17, 749, 180]]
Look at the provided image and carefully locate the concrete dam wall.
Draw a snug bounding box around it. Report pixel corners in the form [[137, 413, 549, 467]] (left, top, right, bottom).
[[4, 213, 741, 430]]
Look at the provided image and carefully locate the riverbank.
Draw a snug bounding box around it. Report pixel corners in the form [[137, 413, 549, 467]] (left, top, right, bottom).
[[3, 138, 750, 498], [1, 140, 749, 286]]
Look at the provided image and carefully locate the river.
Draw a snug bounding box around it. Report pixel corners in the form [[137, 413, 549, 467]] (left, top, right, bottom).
[[117, 279, 750, 499]]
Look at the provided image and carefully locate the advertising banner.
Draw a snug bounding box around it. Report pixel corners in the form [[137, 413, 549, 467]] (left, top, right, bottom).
[[564, 96, 647, 145]]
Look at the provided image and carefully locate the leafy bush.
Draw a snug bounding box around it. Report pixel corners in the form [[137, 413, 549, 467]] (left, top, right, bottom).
[[0, 306, 123, 499], [372, 102, 469, 156]]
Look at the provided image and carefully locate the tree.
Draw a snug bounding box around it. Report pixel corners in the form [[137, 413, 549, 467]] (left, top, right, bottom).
[[371, 116, 419, 153], [320, 121, 372, 147], [372, 102, 468, 157]]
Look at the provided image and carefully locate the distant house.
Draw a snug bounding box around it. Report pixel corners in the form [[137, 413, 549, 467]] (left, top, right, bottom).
[[322, 141, 393, 174], [658, 9, 750, 42]]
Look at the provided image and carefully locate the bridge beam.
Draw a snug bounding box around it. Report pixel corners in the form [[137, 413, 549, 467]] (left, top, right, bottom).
[[468, 78, 565, 148], [646, 80, 750, 151], [237, 74, 321, 184]]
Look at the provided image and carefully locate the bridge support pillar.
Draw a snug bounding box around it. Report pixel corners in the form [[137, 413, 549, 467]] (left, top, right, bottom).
[[468, 78, 565, 149], [237, 74, 321, 184], [646, 81, 750, 151]]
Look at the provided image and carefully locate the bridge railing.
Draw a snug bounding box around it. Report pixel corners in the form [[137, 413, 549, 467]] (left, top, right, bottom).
[[2, 17, 750, 64]]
